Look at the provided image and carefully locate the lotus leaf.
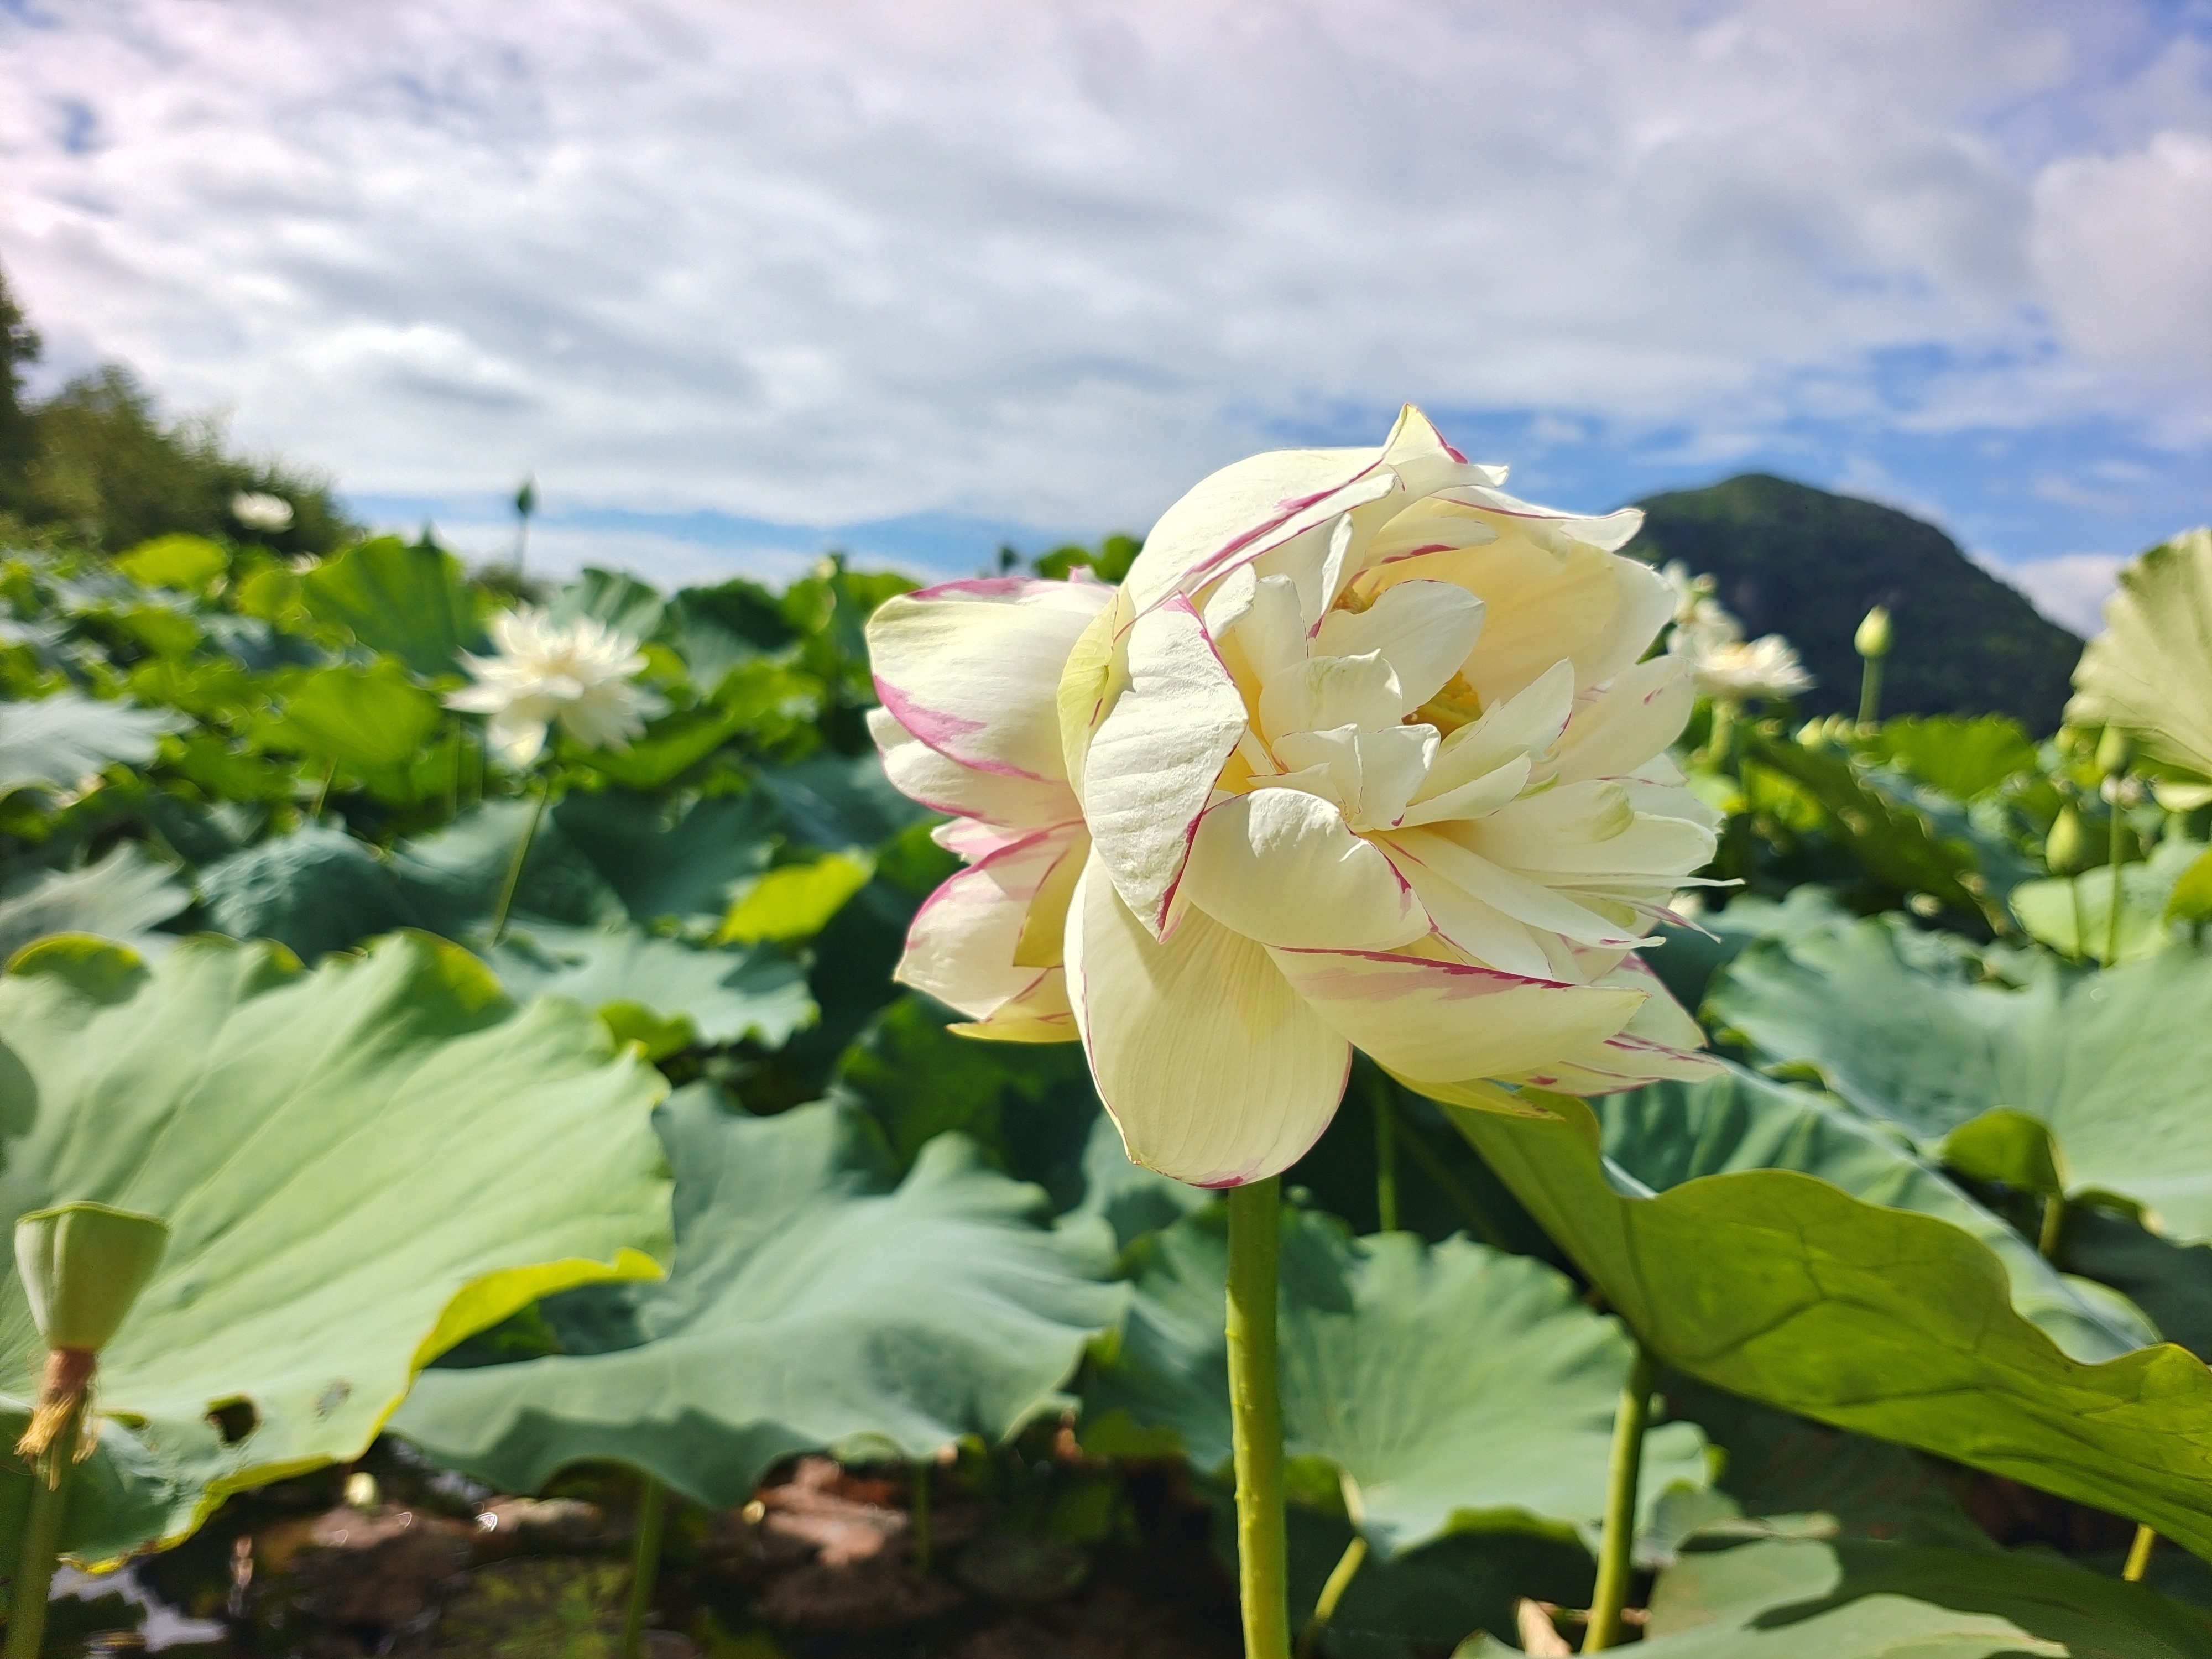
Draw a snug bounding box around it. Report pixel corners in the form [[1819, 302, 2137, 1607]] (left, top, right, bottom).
[[1083, 1207, 1709, 1559], [1447, 1071, 2212, 1558], [393, 1088, 1124, 1506], [299, 536, 480, 679], [1710, 919, 2212, 1241], [2069, 526, 2212, 782], [0, 845, 186, 962], [486, 924, 813, 1051], [0, 694, 181, 799], [0, 931, 670, 1560], [2009, 838, 2208, 961]]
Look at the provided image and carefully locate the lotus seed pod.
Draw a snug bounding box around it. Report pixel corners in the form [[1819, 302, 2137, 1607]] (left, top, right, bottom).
[[1854, 606, 1892, 660], [2096, 725, 2133, 778], [2046, 805, 2093, 876], [14, 1202, 170, 1355]]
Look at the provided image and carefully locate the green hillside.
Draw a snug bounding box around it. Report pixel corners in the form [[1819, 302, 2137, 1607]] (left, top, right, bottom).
[[1629, 473, 2081, 732]]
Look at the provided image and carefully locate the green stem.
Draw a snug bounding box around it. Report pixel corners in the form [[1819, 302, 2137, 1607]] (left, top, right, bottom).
[[1296, 1534, 1368, 1659], [1701, 698, 1738, 771], [1370, 1078, 1400, 1234], [2124, 1523, 2157, 1583], [619, 1472, 667, 1659], [1394, 1114, 1508, 1248], [2039, 1192, 2067, 1262], [488, 780, 549, 946], [1227, 1177, 1291, 1659], [910, 1460, 932, 1576], [309, 755, 338, 822], [2105, 799, 2126, 969], [7, 1401, 81, 1659], [1585, 1345, 1660, 1651], [2071, 875, 2090, 963], [1857, 658, 1883, 729]]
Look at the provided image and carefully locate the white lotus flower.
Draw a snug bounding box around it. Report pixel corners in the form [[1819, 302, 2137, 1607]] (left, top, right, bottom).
[[869, 406, 1720, 1188], [446, 607, 664, 766], [1661, 563, 1814, 702], [230, 491, 294, 533]]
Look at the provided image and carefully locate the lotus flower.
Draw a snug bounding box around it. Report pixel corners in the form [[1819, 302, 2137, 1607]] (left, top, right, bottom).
[[869, 407, 1720, 1187], [230, 491, 295, 533], [1661, 562, 1814, 702], [446, 607, 664, 766]]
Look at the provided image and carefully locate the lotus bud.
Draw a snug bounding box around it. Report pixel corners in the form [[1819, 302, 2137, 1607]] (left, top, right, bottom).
[[2096, 726, 2133, 778], [1854, 606, 1892, 660], [13, 1202, 169, 1464], [2046, 805, 2093, 875]]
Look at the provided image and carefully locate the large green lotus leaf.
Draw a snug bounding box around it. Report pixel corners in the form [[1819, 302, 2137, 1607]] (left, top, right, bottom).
[[1859, 715, 2040, 802], [393, 1088, 1124, 1506], [0, 844, 187, 962], [550, 568, 666, 644], [2069, 526, 2212, 782], [299, 536, 481, 679], [546, 790, 778, 927], [2008, 838, 2208, 962], [1710, 919, 2212, 1241], [0, 931, 671, 1559], [259, 662, 444, 773], [1448, 1073, 2212, 1559], [393, 801, 628, 931], [487, 924, 813, 1051], [566, 705, 750, 791], [1602, 1537, 2212, 1658], [755, 751, 930, 853], [198, 827, 424, 961], [1083, 1208, 1709, 1559], [0, 693, 182, 799], [1644, 886, 1856, 1021], [2065, 1209, 2212, 1363]]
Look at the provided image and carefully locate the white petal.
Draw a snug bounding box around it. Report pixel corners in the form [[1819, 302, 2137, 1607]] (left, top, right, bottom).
[[896, 826, 1080, 1020], [867, 577, 1109, 782], [1472, 781, 1718, 879], [1353, 725, 1442, 829], [1184, 789, 1428, 950], [1313, 580, 1485, 714], [1549, 656, 1697, 784], [1397, 754, 1531, 830], [1383, 826, 1647, 948], [1378, 841, 1558, 979], [1416, 661, 1576, 801], [1257, 652, 1403, 742], [869, 706, 1079, 830], [1079, 596, 1249, 935], [487, 713, 549, 766], [1265, 942, 1646, 1089], [1069, 853, 1349, 1187], [951, 968, 1078, 1044]]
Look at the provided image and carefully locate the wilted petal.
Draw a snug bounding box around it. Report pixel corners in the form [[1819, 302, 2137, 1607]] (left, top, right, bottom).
[[1185, 789, 1428, 950], [868, 577, 1110, 782], [1266, 943, 1646, 1095], [1080, 596, 1248, 935], [1069, 853, 1349, 1187]]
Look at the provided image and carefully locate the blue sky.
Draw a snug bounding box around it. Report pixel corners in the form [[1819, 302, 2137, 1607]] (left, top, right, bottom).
[[5, 1, 2209, 629]]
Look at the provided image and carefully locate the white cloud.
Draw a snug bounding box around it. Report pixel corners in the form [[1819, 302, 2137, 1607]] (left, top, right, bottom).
[[2006, 551, 2127, 634], [1, 0, 2206, 541]]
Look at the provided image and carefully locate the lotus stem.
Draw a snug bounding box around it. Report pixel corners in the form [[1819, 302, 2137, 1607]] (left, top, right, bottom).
[[1856, 658, 1882, 729], [1585, 1344, 1660, 1651], [2124, 1524, 2157, 1583], [1227, 1176, 1291, 1659], [2038, 1192, 2067, 1261], [619, 1471, 667, 1659], [308, 755, 338, 822], [1369, 1076, 1400, 1234], [6, 1391, 82, 1659], [1296, 1533, 1368, 1659], [910, 1460, 932, 1576], [488, 779, 549, 946], [2105, 800, 2126, 969], [1700, 698, 1737, 770]]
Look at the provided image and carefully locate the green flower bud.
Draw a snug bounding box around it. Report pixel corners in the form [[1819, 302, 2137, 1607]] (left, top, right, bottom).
[[2096, 725, 2133, 778], [2046, 804, 2093, 876], [1854, 606, 1892, 660], [15, 1202, 169, 1355]]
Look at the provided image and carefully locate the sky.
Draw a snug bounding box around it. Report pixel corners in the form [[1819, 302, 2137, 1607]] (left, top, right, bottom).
[[4, 0, 2209, 632]]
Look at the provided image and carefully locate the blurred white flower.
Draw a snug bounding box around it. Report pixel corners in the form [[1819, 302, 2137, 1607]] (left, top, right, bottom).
[[446, 607, 664, 765], [229, 491, 295, 533], [1661, 562, 1814, 702]]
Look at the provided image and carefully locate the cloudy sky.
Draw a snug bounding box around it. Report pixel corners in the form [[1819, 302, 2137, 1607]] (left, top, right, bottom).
[[5, 0, 2208, 627]]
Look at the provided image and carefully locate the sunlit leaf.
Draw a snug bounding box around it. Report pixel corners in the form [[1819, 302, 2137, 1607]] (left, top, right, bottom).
[[0, 694, 182, 799], [718, 853, 872, 944], [2068, 525, 2212, 783]]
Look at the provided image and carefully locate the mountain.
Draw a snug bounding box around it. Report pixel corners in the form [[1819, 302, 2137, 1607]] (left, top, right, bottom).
[[1627, 473, 2083, 732]]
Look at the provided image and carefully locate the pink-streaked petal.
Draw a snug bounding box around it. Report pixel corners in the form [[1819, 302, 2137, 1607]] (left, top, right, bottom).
[[951, 968, 1078, 1045], [1266, 943, 1646, 1089], [895, 825, 1081, 1020], [1068, 853, 1349, 1187], [868, 706, 1079, 830], [1312, 580, 1485, 714], [867, 577, 1110, 782], [1183, 789, 1429, 951], [1549, 656, 1697, 785], [1079, 596, 1248, 937]]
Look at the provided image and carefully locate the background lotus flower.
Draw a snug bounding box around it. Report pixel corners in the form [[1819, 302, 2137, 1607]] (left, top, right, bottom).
[[229, 490, 294, 532], [447, 606, 665, 766], [1662, 561, 1815, 702], [872, 408, 1720, 1191]]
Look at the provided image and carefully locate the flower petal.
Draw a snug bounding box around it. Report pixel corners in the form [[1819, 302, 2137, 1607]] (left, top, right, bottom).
[[1266, 943, 1647, 1090], [867, 577, 1110, 782], [896, 826, 1081, 1020], [1079, 595, 1248, 935], [1313, 580, 1485, 714], [1257, 653, 1403, 742], [1382, 826, 1648, 949], [1069, 852, 1350, 1187], [868, 707, 1079, 830], [1549, 656, 1696, 784], [1184, 789, 1428, 950], [951, 968, 1078, 1044]]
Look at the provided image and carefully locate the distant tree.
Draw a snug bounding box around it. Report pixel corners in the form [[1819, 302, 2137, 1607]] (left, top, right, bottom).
[[0, 262, 357, 555]]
